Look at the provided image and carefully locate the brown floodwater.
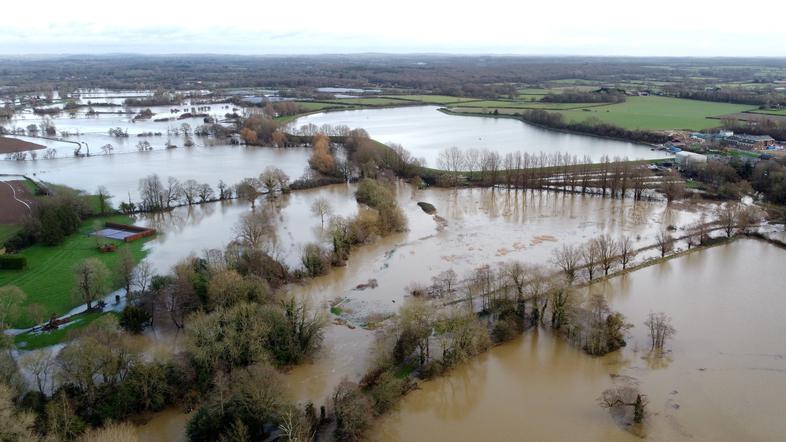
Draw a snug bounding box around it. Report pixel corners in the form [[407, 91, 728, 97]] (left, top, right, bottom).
[[135, 185, 723, 440], [376, 239, 786, 441]]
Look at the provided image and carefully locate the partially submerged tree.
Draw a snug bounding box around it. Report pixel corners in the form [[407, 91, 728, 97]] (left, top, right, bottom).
[[599, 382, 648, 425], [655, 230, 674, 258], [644, 311, 676, 353], [551, 244, 581, 285], [310, 197, 333, 227]]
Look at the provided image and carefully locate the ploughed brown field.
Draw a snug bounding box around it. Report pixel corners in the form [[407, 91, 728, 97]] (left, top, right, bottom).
[[0, 136, 44, 154], [0, 180, 35, 223]]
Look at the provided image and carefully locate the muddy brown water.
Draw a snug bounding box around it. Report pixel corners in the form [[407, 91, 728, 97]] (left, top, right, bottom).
[[136, 186, 736, 441], [376, 239, 786, 441]]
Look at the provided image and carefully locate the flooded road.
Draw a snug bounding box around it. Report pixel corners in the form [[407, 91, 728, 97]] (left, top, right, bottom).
[[293, 106, 671, 167], [376, 239, 786, 441]]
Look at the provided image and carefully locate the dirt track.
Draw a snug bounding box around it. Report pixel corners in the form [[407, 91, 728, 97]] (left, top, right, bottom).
[[0, 136, 45, 154], [0, 180, 35, 223]]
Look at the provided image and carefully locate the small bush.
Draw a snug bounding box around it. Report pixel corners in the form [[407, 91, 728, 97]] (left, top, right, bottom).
[[119, 305, 151, 334], [492, 318, 520, 343], [0, 254, 27, 270]]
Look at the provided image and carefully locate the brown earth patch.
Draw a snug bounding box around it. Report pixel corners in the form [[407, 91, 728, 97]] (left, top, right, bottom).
[[0, 136, 45, 154], [0, 180, 35, 223]]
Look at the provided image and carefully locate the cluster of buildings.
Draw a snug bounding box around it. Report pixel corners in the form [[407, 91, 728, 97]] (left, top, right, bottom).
[[688, 131, 784, 151]]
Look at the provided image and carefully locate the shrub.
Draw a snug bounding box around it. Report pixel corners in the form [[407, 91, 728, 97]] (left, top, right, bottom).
[[301, 243, 331, 277], [0, 255, 27, 270], [119, 305, 151, 334], [491, 317, 520, 343]]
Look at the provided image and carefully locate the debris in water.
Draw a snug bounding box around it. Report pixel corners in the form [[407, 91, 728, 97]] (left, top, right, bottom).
[[417, 201, 437, 215], [354, 279, 379, 291]]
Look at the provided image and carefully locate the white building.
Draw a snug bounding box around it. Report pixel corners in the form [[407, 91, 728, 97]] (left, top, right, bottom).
[[675, 151, 707, 166]]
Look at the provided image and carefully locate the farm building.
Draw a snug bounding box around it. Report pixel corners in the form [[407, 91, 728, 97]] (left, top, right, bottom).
[[675, 151, 707, 166], [726, 134, 776, 150]]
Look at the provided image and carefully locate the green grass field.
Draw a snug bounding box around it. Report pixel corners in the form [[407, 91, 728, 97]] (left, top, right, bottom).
[[0, 224, 19, 246], [556, 96, 756, 130], [452, 100, 606, 110], [0, 214, 151, 328]]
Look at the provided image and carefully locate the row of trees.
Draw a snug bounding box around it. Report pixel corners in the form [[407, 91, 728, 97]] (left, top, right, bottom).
[[136, 174, 242, 212], [435, 146, 662, 200]]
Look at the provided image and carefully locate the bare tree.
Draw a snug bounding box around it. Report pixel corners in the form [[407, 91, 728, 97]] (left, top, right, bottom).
[[310, 197, 333, 227], [116, 246, 136, 297], [197, 183, 214, 203], [581, 241, 600, 281], [234, 210, 275, 250], [551, 244, 581, 285], [644, 311, 676, 352], [655, 230, 674, 258], [163, 176, 183, 209], [599, 383, 648, 424], [73, 258, 110, 310], [594, 234, 620, 276], [659, 171, 684, 203], [181, 179, 200, 205], [715, 203, 739, 238], [20, 351, 55, 395], [431, 269, 458, 298], [132, 261, 154, 295], [619, 235, 636, 270]]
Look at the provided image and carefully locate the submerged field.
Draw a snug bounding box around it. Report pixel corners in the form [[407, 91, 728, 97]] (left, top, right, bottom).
[[377, 239, 786, 441]]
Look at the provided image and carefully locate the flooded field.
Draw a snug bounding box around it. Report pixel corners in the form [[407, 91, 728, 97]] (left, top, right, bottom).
[[2, 145, 311, 201], [376, 239, 786, 441], [292, 106, 671, 167], [134, 183, 708, 317]]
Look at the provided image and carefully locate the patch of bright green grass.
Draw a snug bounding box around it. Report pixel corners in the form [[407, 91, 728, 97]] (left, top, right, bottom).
[[557, 96, 756, 130]]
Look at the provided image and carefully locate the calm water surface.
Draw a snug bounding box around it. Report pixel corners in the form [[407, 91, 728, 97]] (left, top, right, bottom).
[[293, 106, 671, 167]]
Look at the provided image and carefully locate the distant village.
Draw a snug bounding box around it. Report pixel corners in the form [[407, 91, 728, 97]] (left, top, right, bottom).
[[660, 129, 785, 168]]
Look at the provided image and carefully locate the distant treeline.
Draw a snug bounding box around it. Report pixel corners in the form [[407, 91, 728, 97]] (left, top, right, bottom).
[[541, 89, 626, 103], [667, 86, 786, 106], [513, 109, 669, 144], [3, 55, 786, 98]]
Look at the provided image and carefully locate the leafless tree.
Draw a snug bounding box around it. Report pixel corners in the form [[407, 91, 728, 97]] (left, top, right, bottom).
[[311, 197, 333, 227], [234, 210, 275, 251], [593, 234, 620, 276], [551, 244, 581, 285], [581, 241, 600, 281], [599, 383, 648, 424], [431, 269, 458, 298], [619, 235, 636, 270], [20, 351, 55, 395], [181, 179, 200, 205], [655, 230, 674, 258], [644, 311, 676, 352]]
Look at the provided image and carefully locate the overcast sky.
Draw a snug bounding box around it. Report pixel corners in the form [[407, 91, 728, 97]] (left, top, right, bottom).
[[1, 0, 785, 56]]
